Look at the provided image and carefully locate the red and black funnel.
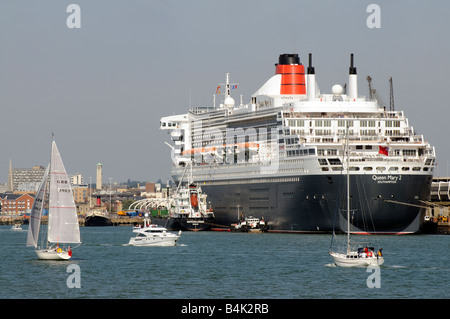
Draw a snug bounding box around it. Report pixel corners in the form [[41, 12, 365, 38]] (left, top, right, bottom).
[[275, 54, 306, 95]]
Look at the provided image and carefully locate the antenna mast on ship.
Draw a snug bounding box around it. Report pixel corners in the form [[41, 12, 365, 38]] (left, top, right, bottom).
[[221, 73, 237, 109], [389, 76, 395, 111]]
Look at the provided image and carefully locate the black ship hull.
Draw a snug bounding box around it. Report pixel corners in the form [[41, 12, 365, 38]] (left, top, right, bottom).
[[200, 174, 432, 234], [151, 216, 214, 231], [421, 220, 438, 234], [169, 217, 214, 231], [85, 215, 112, 226]]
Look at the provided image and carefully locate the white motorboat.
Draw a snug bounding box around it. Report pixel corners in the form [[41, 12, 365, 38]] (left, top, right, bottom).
[[11, 224, 23, 231], [128, 216, 181, 246]]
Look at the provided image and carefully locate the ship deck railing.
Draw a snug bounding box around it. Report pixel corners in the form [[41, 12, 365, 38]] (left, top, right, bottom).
[[282, 109, 406, 119], [300, 133, 424, 143]]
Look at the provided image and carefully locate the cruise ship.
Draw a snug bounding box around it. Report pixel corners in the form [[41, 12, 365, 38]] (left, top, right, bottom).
[[160, 53, 436, 234]]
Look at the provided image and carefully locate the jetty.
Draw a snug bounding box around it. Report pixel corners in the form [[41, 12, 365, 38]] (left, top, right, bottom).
[[110, 216, 142, 226], [0, 215, 145, 227]]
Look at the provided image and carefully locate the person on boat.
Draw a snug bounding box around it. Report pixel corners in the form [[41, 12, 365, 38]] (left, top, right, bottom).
[[68, 246, 72, 257], [377, 248, 383, 257]]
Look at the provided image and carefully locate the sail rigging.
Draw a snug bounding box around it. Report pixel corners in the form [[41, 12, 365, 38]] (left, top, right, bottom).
[[26, 164, 49, 248]]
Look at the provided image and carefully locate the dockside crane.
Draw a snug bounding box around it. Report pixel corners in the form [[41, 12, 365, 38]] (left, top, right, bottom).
[[366, 76, 386, 109]]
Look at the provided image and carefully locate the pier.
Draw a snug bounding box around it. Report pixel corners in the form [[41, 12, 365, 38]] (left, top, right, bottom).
[[426, 177, 450, 234], [0, 216, 143, 227], [110, 217, 142, 226]]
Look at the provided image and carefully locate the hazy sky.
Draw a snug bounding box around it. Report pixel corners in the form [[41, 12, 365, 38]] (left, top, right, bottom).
[[1, 0, 449, 183]]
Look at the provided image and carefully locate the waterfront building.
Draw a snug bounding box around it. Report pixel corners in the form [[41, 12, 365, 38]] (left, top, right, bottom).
[[0, 193, 34, 216], [7, 162, 45, 192], [72, 184, 89, 203], [71, 173, 84, 185]]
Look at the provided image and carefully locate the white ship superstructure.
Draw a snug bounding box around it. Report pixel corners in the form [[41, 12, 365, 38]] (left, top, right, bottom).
[[160, 53, 436, 233]]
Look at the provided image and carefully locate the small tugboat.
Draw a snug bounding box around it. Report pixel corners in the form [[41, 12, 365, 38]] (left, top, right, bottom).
[[85, 208, 112, 226], [233, 216, 267, 232], [128, 214, 181, 247]]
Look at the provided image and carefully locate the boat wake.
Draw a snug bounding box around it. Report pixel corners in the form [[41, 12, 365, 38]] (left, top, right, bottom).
[[385, 265, 407, 269], [121, 243, 187, 247]]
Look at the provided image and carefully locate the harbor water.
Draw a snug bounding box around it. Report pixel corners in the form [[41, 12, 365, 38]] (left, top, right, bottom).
[[0, 225, 448, 299]]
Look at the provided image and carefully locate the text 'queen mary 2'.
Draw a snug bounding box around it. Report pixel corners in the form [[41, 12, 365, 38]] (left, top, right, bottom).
[[160, 53, 436, 234]]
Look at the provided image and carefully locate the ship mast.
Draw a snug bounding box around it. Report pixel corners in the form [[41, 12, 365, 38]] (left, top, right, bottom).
[[389, 76, 395, 111], [225, 73, 231, 99], [222, 73, 236, 109]]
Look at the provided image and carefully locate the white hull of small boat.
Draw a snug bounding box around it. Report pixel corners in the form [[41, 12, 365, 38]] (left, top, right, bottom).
[[11, 224, 23, 231], [36, 249, 72, 260], [128, 223, 181, 247], [330, 252, 384, 267], [128, 236, 179, 247]]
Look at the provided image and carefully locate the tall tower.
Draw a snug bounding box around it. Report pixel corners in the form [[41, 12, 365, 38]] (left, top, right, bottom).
[[96, 163, 102, 190], [7, 159, 13, 192]]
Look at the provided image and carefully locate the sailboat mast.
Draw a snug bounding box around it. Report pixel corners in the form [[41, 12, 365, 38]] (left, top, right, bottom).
[[45, 136, 54, 248], [346, 124, 350, 254]]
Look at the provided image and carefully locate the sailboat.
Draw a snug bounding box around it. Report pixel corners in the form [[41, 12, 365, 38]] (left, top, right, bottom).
[[329, 128, 384, 267], [26, 139, 81, 260]]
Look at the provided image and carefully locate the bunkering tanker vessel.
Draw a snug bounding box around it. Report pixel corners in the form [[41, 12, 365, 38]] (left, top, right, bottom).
[[160, 53, 436, 234]]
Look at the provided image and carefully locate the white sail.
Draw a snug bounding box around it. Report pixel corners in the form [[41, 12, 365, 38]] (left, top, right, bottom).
[[47, 141, 81, 244], [26, 164, 49, 248]]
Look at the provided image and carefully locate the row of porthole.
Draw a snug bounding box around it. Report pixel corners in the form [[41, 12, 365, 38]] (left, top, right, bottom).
[[305, 194, 398, 200], [321, 166, 431, 172]]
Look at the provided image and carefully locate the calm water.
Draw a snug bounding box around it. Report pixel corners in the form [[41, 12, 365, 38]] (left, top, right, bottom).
[[0, 225, 448, 299]]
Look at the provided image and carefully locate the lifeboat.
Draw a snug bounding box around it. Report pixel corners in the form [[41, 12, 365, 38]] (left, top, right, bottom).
[[190, 193, 198, 208], [181, 142, 259, 156]]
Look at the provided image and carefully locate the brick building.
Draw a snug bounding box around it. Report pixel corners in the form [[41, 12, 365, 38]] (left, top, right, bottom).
[[0, 193, 35, 216]]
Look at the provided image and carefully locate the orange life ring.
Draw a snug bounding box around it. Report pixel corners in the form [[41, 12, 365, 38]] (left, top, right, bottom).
[[367, 251, 373, 257]]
